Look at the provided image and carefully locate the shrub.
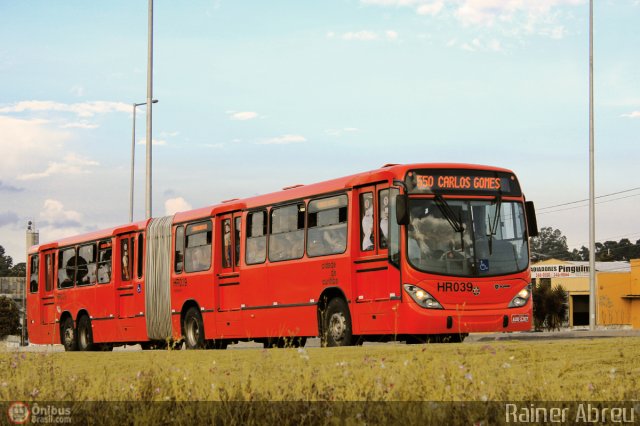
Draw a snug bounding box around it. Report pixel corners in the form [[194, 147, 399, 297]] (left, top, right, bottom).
[[533, 280, 568, 331], [0, 295, 20, 339]]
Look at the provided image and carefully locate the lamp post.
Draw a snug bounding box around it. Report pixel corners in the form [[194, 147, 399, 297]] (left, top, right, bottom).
[[588, 0, 596, 330], [146, 0, 154, 219], [130, 100, 158, 223]]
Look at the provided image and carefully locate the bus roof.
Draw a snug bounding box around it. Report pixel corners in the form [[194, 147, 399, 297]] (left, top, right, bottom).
[[29, 163, 515, 253]]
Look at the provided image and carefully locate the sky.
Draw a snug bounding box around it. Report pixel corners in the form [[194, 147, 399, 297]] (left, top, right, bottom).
[[1, 0, 639, 264]]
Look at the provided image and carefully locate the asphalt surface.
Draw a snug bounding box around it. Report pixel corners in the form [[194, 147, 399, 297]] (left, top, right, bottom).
[[3, 328, 640, 352]]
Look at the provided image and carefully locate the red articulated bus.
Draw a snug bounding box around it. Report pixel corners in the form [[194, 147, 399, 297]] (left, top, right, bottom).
[[26, 163, 538, 351]]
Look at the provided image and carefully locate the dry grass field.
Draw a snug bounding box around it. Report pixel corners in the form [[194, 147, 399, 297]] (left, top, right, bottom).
[[1, 337, 639, 424]]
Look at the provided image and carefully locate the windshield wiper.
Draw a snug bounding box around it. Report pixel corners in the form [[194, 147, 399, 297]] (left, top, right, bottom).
[[486, 195, 502, 255], [434, 195, 465, 252]]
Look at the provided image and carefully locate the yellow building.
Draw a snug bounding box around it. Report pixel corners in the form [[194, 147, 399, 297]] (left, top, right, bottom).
[[531, 258, 640, 328]]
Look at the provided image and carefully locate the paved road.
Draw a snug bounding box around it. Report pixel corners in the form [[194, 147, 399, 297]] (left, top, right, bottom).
[[3, 329, 640, 352]]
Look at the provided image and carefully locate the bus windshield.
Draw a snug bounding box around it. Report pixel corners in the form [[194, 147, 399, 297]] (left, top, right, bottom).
[[407, 198, 529, 277]]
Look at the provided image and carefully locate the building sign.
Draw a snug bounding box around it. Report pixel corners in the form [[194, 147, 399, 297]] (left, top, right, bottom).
[[531, 264, 590, 279]]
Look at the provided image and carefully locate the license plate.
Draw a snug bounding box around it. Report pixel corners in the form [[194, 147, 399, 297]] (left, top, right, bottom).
[[511, 314, 529, 323]]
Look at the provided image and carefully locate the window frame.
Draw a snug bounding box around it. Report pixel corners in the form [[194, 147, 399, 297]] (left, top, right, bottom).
[[76, 243, 97, 287], [57, 247, 77, 290], [97, 240, 113, 285], [29, 254, 39, 293], [268, 203, 306, 263], [245, 210, 268, 265], [184, 221, 212, 273]]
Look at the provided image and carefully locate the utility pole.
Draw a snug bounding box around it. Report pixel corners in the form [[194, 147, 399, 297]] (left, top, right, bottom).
[[24, 221, 39, 346], [588, 0, 597, 330], [145, 0, 154, 219]]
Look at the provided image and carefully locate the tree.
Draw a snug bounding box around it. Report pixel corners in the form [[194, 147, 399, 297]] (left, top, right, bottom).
[[0, 245, 13, 277], [0, 296, 20, 338], [9, 262, 25, 277], [532, 280, 568, 331], [529, 227, 572, 261]]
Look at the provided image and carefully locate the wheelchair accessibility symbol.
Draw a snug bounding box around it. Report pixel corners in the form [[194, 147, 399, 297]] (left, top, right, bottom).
[[479, 259, 490, 272]]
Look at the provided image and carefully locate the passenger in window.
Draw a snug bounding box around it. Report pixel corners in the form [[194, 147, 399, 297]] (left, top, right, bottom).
[[122, 242, 130, 281], [323, 227, 345, 253], [191, 246, 208, 271], [380, 193, 389, 248], [361, 198, 374, 251], [223, 222, 232, 267]]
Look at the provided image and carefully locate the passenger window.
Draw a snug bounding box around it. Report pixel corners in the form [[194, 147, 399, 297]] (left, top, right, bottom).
[[222, 219, 232, 268], [360, 193, 374, 251], [234, 217, 241, 267], [185, 222, 212, 273], [175, 226, 184, 273], [246, 211, 267, 265], [45, 253, 54, 291], [29, 255, 39, 293], [77, 244, 96, 286], [97, 240, 112, 284], [137, 234, 144, 279], [307, 195, 348, 257], [379, 189, 390, 249], [121, 239, 132, 281], [57, 248, 76, 289], [269, 204, 305, 262]]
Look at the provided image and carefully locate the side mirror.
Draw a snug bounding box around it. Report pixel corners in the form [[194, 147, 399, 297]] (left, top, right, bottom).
[[396, 194, 409, 226], [525, 201, 538, 237]]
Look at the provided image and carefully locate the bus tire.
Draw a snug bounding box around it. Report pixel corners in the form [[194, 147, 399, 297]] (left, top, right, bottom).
[[61, 317, 77, 352], [77, 315, 95, 351], [183, 307, 205, 349], [321, 298, 353, 347]]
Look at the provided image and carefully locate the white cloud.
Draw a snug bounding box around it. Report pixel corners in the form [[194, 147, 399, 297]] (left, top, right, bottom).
[[361, 0, 584, 39], [0, 100, 131, 117], [343, 31, 378, 41], [339, 30, 399, 41], [416, 1, 444, 16], [17, 153, 99, 181], [0, 116, 67, 179], [60, 121, 99, 129], [229, 111, 259, 121], [40, 199, 82, 228], [258, 134, 307, 145], [621, 111, 640, 118], [165, 197, 192, 215], [137, 138, 167, 146]]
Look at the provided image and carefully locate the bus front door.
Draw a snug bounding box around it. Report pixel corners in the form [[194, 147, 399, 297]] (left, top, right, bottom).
[[353, 184, 400, 333], [116, 234, 137, 319]]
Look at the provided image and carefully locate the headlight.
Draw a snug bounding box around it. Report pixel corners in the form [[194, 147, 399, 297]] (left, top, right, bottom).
[[509, 285, 531, 308], [404, 284, 443, 309]]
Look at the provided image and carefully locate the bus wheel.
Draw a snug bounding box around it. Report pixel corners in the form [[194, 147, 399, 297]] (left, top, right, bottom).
[[183, 307, 205, 349], [61, 317, 77, 352], [322, 298, 353, 347], [77, 315, 95, 351]]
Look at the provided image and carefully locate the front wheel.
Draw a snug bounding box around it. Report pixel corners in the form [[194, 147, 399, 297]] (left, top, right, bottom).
[[77, 315, 95, 351], [61, 317, 77, 352], [183, 307, 205, 349], [321, 298, 353, 347]]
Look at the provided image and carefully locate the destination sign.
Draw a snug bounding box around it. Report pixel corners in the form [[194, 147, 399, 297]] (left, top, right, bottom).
[[405, 169, 521, 196]]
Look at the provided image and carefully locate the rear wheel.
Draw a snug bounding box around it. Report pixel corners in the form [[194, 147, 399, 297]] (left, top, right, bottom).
[[321, 298, 353, 347], [77, 315, 95, 351], [183, 307, 205, 349], [61, 317, 77, 352]]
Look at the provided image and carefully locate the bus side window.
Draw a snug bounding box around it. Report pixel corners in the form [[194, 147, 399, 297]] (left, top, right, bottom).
[[234, 217, 241, 267], [29, 255, 39, 293], [137, 233, 144, 279], [97, 241, 112, 284], [175, 226, 184, 273], [246, 211, 267, 265], [269, 204, 304, 262], [45, 253, 54, 291], [77, 243, 97, 286], [121, 239, 131, 281], [379, 189, 390, 249], [58, 248, 76, 289], [222, 219, 232, 268], [360, 193, 374, 251], [185, 221, 212, 273], [307, 195, 348, 257]]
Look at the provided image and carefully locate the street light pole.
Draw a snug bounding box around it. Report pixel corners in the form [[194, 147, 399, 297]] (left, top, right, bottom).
[[588, 0, 596, 330], [130, 100, 158, 223], [145, 0, 154, 219]]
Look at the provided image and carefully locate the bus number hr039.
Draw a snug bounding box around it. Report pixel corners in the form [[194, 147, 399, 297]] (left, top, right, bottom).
[[437, 282, 473, 292]]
